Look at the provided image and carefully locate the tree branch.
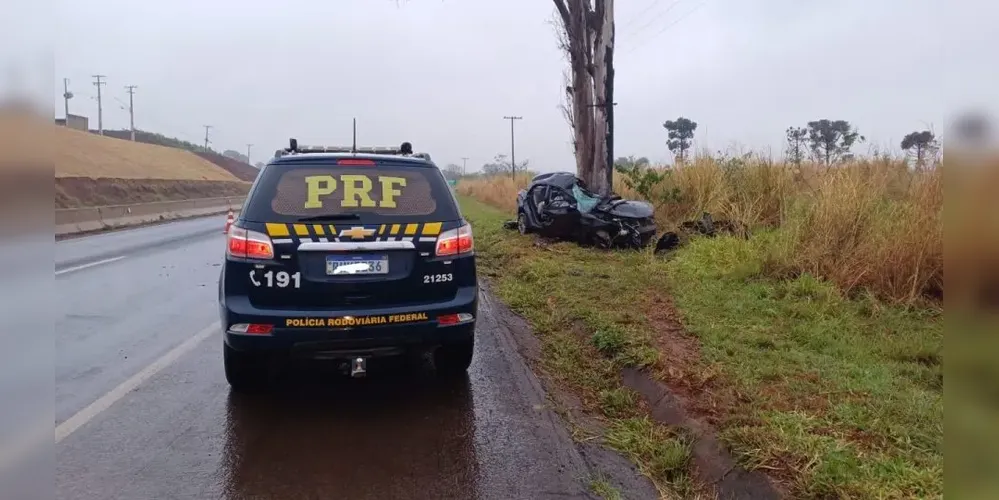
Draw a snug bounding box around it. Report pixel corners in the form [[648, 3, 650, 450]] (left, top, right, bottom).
[[552, 0, 570, 32]]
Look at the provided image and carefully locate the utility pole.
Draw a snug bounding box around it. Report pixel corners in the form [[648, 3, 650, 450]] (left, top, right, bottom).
[[246, 143, 253, 164], [125, 85, 137, 141], [203, 125, 213, 151], [461, 157, 469, 176], [92, 75, 106, 135], [62, 78, 73, 121], [503, 116, 522, 178]]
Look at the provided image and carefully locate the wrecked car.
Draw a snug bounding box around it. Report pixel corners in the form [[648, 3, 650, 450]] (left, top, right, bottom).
[[514, 172, 657, 249]]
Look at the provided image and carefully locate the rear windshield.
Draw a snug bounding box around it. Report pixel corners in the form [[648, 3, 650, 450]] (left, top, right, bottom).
[[242, 160, 461, 223]]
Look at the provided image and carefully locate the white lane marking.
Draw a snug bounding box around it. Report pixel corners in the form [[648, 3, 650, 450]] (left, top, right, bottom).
[[55, 255, 126, 276], [54, 322, 219, 444]]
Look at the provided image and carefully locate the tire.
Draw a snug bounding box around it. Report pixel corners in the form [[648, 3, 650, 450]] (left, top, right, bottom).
[[517, 212, 530, 235], [224, 343, 268, 392], [434, 338, 474, 377]]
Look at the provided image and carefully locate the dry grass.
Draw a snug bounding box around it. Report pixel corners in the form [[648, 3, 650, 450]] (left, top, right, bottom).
[[457, 155, 945, 305], [53, 125, 240, 181]]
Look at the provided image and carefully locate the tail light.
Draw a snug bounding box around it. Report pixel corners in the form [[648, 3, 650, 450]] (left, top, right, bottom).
[[226, 225, 275, 260], [228, 323, 274, 334], [435, 223, 474, 257]]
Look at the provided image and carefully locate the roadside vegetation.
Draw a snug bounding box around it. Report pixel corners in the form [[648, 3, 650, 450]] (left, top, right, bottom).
[[455, 153, 945, 498]]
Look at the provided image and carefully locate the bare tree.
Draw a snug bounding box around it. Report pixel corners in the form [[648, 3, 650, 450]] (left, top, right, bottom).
[[553, 0, 615, 195]]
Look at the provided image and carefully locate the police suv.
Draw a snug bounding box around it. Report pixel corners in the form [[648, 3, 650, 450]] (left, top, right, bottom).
[[218, 139, 477, 391]]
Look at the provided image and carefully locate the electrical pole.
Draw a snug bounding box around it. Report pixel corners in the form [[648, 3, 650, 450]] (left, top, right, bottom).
[[125, 85, 137, 141], [203, 125, 213, 151], [246, 143, 253, 164], [461, 157, 469, 176], [503, 116, 522, 178], [92, 75, 106, 135], [62, 78, 73, 121]]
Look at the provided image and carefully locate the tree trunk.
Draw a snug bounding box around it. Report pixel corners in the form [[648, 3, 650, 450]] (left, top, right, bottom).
[[568, 0, 594, 189], [589, 0, 614, 196], [554, 0, 614, 196]]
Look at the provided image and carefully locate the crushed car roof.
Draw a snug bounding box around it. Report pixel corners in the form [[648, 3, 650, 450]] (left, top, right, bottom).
[[529, 171, 581, 190]]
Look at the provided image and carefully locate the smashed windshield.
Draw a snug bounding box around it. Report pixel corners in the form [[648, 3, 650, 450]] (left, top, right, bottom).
[[572, 184, 600, 213]]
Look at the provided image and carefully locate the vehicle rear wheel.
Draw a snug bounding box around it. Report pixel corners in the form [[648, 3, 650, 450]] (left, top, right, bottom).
[[434, 338, 474, 377], [224, 343, 268, 392], [517, 212, 530, 235]]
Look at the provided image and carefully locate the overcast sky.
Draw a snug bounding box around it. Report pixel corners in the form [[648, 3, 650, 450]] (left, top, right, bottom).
[[47, 0, 996, 170]]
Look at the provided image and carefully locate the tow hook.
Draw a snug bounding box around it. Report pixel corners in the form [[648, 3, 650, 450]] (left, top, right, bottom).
[[350, 357, 367, 378]]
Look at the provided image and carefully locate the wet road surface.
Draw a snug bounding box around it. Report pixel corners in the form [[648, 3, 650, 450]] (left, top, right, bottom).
[[54, 216, 603, 500]]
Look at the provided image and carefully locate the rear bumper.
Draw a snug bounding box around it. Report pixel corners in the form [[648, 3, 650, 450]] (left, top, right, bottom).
[[220, 285, 478, 357]]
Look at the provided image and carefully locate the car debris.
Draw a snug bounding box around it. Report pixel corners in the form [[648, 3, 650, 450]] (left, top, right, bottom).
[[653, 212, 750, 254], [512, 172, 658, 249]]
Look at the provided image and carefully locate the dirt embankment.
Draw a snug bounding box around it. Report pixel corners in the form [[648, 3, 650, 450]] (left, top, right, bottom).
[[56, 177, 250, 209], [53, 125, 251, 208], [194, 152, 260, 182]]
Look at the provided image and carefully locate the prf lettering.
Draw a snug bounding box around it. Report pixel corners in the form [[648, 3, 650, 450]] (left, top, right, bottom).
[[304, 175, 407, 209]]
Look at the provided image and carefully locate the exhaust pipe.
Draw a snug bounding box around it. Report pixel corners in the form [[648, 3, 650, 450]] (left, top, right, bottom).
[[350, 357, 367, 378]]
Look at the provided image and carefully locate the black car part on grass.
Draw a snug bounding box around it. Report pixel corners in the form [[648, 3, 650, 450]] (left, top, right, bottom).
[[513, 172, 657, 249], [653, 212, 751, 254]]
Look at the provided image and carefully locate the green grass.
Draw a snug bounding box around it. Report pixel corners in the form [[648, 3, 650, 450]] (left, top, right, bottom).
[[459, 195, 943, 499], [589, 477, 623, 500]]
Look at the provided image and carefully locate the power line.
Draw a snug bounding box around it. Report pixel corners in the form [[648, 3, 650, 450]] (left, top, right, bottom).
[[92, 75, 106, 135], [619, 0, 668, 34], [62, 78, 74, 120], [621, 0, 708, 59], [620, 0, 684, 43], [203, 125, 213, 151], [125, 85, 137, 141], [503, 116, 523, 178]]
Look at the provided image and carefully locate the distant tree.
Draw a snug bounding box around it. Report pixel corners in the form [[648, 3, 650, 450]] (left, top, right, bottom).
[[481, 153, 528, 176], [663, 117, 697, 163], [222, 149, 250, 164], [900, 130, 938, 169], [785, 126, 808, 167], [614, 155, 650, 170], [442, 163, 463, 180], [805, 119, 864, 166], [254, 162, 265, 169]]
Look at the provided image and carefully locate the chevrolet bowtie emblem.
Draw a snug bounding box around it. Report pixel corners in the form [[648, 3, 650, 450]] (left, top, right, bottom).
[[340, 226, 375, 240]]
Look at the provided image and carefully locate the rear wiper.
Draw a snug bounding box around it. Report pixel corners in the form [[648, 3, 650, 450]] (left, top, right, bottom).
[[296, 214, 361, 222]]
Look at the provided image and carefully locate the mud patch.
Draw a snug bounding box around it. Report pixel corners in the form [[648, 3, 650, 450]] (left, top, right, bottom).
[[621, 368, 781, 499], [625, 293, 784, 499]]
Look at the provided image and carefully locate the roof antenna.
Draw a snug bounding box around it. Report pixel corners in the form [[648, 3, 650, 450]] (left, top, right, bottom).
[[351, 117, 357, 154]]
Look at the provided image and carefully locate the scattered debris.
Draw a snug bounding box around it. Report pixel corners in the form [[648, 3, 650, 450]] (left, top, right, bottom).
[[653, 212, 750, 255]]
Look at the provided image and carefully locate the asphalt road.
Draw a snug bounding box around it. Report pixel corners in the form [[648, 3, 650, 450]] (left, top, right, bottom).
[[53, 216, 609, 500]]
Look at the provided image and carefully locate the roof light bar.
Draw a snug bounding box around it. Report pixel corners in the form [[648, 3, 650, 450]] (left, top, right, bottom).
[[276, 138, 431, 161]]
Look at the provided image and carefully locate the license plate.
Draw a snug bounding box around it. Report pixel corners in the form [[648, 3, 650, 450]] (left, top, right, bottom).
[[325, 254, 389, 275]]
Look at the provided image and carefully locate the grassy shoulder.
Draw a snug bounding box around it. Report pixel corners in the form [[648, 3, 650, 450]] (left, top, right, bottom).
[[459, 194, 942, 499]]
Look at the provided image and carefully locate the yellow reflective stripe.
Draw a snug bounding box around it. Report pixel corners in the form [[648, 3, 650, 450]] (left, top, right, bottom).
[[378, 224, 386, 235], [421, 222, 442, 235], [312, 224, 325, 236], [266, 223, 290, 237], [404, 223, 419, 236], [390, 224, 401, 235], [293, 224, 310, 237], [328, 224, 337, 235]]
